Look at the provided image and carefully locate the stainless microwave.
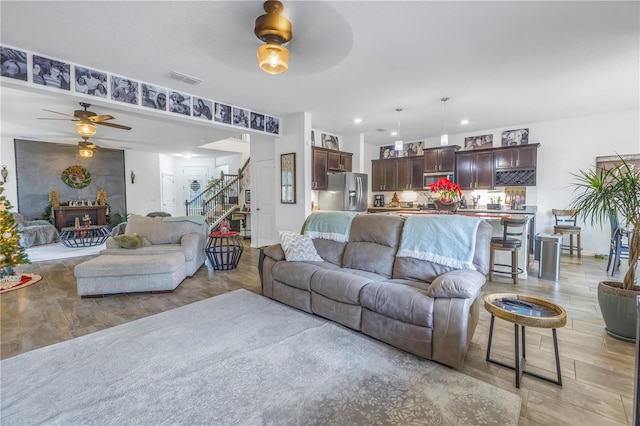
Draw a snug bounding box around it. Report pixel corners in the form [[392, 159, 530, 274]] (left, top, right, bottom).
[[423, 172, 453, 189]]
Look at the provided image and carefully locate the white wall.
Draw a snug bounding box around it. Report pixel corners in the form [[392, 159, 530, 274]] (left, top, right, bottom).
[[366, 108, 640, 254], [275, 112, 310, 234], [124, 150, 162, 215], [0, 136, 18, 206]]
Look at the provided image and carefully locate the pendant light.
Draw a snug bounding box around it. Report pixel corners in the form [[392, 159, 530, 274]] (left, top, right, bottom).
[[394, 108, 403, 151], [440, 97, 449, 146]]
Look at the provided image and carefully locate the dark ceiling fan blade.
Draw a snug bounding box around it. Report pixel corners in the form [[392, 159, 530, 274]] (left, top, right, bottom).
[[96, 121, 132, 130], [42, 109, 75, 118], [89, 115, 115, 123]]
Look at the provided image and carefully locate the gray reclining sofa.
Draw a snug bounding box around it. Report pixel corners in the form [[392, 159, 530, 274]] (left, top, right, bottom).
[[259, 212, 492, 369]]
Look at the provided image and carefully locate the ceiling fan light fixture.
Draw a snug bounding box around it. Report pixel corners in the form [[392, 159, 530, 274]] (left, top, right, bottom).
[[254, 1, 292, 75], [76, 121, 96, 137], [79, 148, 94, 158], [257, 43, 289, 75]]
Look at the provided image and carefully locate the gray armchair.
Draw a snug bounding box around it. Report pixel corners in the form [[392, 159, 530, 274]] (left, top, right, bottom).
[[12, 212, 59, 248]]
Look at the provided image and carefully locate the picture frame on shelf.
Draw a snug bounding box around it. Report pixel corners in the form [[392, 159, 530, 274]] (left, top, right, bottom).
[[501, 129, 529, 146], [464, 134, 493, 150], [379, 145, 399, 159]]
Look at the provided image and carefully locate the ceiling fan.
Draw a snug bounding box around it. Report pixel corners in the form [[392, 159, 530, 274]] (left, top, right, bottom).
[[38, 102, 132, 136], [77, 136, 100, 158]]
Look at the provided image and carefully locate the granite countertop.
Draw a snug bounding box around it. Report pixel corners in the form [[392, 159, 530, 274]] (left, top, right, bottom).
[[367, 206, 535, 214]]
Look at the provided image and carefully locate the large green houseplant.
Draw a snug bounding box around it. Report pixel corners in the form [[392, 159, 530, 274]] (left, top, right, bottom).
[[569, 156, 640, 341]]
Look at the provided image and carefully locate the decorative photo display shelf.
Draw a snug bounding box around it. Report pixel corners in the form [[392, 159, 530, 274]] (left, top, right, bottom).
[[0, 45, 282, 136]]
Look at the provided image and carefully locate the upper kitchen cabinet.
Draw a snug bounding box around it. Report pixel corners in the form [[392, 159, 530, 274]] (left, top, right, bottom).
[[327, 150, 352, 172], [455, 151, 494, 190], [423, 146, 460, 173], [494, 144, 539, 186], [371, 159, 398, 191], [312, 147, 353, 190], [396, 157, 424, 190]]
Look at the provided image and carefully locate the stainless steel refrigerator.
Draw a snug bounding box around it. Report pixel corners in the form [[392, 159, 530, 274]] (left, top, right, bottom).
[[318, 172, 368, 212]]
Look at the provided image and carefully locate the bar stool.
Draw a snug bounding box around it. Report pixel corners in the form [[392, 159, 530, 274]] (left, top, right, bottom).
[[552, 209, 581, 258], [489, 217, 528, 284]]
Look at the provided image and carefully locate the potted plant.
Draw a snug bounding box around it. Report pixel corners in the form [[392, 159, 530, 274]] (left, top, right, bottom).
[[428, 178, 462, 213], [569, 156, 640, 341], [487, 196, 502, 210]]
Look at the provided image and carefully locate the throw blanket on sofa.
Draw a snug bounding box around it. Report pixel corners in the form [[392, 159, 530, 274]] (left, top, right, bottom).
[[303, 212, 358, 243], [397, 215, 484, 270]]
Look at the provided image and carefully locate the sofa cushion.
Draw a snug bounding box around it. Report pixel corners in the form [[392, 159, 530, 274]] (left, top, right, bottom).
[[342, 214, 405, 277], [112, 233, 151, 249], [310, 269, 374, 305], [101, 244, 196, 262], [361, 281, 434, 328], [125, 214, 205, 245], [312, 239, 346, 266], [279, 231, 324, 262], [271, 261, 332, 291]]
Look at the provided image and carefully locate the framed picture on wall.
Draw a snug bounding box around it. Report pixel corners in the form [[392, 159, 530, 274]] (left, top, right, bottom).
[[501, 128, 529, 146], [75, 66, 108, 98], [33, 55, 70, 90], [1, 47, 27, 81]]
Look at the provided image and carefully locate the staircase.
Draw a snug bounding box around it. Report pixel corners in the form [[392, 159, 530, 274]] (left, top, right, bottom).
[[185, 158, 250, 232]]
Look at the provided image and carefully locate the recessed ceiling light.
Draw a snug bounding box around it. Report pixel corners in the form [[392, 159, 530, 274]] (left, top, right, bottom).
[[182, 153, 193, 159], [354, 118, 362, 124], [391, 131, 398, 136], [460, 119, 469, 125]]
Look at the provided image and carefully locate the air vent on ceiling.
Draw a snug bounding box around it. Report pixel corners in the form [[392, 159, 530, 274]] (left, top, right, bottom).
[[166, 70, 203, 85]]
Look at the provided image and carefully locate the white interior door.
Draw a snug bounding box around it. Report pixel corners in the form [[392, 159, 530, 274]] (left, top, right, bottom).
[[254, 159, 276, 247], [183, 166, 208, 208], [161, 174, 175, 216]]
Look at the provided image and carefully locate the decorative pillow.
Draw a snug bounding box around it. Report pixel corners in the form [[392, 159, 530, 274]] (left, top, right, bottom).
[[279, 231, 324, 262], [112, 233, 151, 249]]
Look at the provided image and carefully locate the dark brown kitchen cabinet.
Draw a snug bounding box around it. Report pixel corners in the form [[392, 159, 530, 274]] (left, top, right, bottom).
[[455, 151, 494, 189], [397, 157, 424, 190], [327, 150, 352, 172], [494, 145, 537, 169], [312, 148, 328, 189], [371, 159, 398, 191], [423, 146, 460, 173], [312, 147, 353, 189], [493, 144, 539, 186]]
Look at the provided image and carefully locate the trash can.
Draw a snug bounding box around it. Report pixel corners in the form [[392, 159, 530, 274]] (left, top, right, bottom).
[[535, 233, 562, 281]]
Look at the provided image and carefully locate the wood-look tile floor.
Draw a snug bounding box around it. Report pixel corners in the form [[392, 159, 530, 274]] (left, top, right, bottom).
[[1, 244, 635, 425]]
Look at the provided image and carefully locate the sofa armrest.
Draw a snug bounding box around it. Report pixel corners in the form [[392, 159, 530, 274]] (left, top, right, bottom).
[[426, 269, 486, 299], [180, 233, 201, 249], [262, 244, 286, 262]]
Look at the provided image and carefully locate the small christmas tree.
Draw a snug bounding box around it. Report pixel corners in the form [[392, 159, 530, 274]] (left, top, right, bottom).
[[0, 182, 29, 271]]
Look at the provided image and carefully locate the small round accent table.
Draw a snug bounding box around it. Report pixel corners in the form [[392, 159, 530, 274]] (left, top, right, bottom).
[[484, 293, 567, 388], [205, 231, 244, 271]]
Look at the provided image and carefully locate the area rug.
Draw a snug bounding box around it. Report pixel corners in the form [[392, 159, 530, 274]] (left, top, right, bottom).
[[25, 242, 105, 262], [0, 289, 521, 425], [0, 273, 42, 294]]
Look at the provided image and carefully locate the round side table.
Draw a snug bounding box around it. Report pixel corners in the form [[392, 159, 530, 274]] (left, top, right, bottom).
[[484, 293, 567, 388], [206, 231, 244, 270]]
